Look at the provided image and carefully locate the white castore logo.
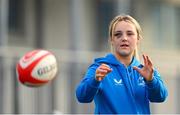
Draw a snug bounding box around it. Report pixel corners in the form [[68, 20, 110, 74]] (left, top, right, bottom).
[[138, 77, 145, 86], [114, 79, 123, 85]]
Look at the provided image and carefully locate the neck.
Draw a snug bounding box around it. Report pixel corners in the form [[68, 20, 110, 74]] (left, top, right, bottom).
[[114, 53, 133, 67]]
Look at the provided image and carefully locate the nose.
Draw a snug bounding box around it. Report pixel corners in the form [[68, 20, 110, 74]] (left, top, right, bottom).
[[121, 35, 128, 41]]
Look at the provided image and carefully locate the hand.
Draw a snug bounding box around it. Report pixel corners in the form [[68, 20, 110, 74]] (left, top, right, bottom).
[[95, 64, 112, 81], [133, 54, 154, 82]]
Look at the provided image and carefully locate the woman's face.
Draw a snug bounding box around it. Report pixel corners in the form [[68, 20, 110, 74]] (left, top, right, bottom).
[[111, 21, 139, 57]]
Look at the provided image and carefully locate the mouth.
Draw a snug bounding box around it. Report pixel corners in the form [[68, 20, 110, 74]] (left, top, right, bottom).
[[120, 44, 129, 48]]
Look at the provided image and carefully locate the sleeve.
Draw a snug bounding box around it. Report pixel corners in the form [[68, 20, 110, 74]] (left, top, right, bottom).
[[76, 63, 101, 103], [145, 69, 168, 102]]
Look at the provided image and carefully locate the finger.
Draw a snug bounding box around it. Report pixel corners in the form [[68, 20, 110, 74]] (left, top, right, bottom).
[[133, 66, 141, 74], [96, 73, 106, 77], [98, 67, 112, 73], [101, 63, 111, 69], [146, 56, 153, 67], [146, 56, 154, 73], [96, 73, 106, 81], [96, 68, 108, 74], [96, 68, 112, 77], [96, 76, 103, 81], [99, 66, 111, 71], [101, 63, 110, 67], [99, 67, 112, 73], [142, 54, 148, 66], [97, 77, 102, 81], [99, 64, 112, 72]]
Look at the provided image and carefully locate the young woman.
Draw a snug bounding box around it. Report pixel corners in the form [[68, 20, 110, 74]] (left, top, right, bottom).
[[76, 14, 168, 114]]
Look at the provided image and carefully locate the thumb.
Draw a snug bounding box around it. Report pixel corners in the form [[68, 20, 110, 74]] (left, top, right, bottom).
[[133, 66, 141, 73], [107, 68, 112, 73]]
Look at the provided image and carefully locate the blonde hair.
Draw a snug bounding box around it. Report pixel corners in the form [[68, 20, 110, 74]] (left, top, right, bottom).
[[108, 14, 143, 60]]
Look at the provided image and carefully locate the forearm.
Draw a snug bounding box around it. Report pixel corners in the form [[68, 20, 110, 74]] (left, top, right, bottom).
[[146, 76, 168, 102], [76, 77, 100, 103]]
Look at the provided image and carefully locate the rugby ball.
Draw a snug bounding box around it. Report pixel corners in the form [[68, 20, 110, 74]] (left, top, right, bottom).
[[16, 49, 58, 87]]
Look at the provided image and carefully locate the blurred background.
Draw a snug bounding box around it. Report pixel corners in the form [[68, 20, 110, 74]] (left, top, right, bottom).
[[0, 0, 180, 114]]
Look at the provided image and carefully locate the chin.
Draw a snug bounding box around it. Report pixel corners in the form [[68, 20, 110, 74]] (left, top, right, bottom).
[[118, 51, 131, 57]]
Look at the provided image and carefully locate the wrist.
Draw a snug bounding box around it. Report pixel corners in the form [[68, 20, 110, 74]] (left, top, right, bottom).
[[145, 76, 154, 83], [95, 76, 103, 81]]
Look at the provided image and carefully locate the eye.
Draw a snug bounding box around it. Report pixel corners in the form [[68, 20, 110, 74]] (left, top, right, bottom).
[[127, 32, 135, 36], [114, 32, 122, 38]]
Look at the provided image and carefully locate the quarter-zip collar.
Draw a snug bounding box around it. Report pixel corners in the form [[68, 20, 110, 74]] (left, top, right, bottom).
[[94, 53, 141, 68]]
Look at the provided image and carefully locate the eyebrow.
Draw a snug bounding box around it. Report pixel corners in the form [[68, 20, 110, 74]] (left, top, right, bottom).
[[114, 31, 122, 33], [114, 30, 134, 33]]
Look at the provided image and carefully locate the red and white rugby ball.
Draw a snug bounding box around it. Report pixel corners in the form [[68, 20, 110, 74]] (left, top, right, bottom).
[[16, 49, 58, 87]]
